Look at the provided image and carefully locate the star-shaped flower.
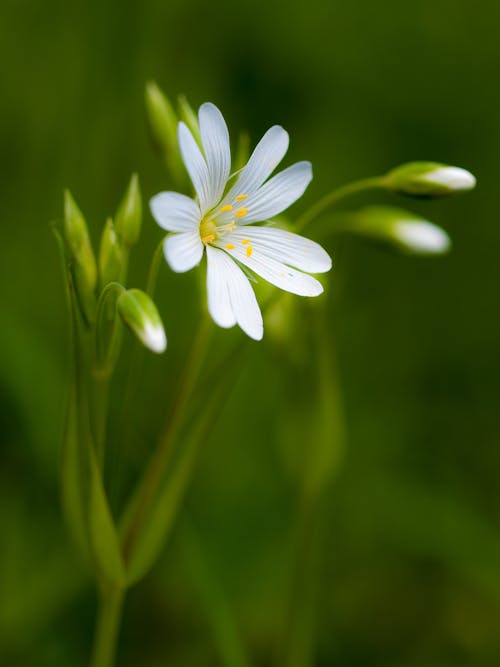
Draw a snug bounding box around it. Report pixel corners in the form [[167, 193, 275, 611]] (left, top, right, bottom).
[[150, 102, 332, 340]]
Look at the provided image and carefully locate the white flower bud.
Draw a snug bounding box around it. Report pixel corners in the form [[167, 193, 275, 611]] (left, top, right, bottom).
[[351, 206, 451, 255], [384, 162, 476, 197], [117, 289, 166, 353]]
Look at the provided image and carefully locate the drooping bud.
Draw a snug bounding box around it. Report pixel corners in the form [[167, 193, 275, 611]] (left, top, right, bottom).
[[63, 190, 97, 322], [350, 206, 451, 255], [178, 94, 201, 146], [117, 289, 167, 353], [115, 174, 142, 248], [99, 218, 125, 287], [383, 162, 476, 197]]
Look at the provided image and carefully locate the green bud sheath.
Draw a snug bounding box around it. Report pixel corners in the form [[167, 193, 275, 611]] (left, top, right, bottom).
[[99, 218, 125, 288], [63, 190, 97, 322], [117, 289, 167, 353], [115, 174, 142, 248], [145, 81, 178, 158], [384, 162, 476, 197], [178, 94, 202, 146]]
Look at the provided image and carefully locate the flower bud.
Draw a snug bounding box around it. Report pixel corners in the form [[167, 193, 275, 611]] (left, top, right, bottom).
[[63, 190, 97, 321], [384, 162, 476, 197], [178, 94, 201, 146], [145, 81, 178, 158], [117, 289, 167, 353], [99, 218, 125, 287], [115, 173, 142, 248], [351, 206, 451, 255]]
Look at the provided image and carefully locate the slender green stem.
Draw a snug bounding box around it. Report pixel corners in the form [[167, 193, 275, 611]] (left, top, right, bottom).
[[294, 176, 383, 232], [119, 240, 164, 434], [122, 313, 212, 561], [90, 587, 124, 667], [280, 300, 346, 667], [146, 239, 165, 297], [92, 282, 125, 465]]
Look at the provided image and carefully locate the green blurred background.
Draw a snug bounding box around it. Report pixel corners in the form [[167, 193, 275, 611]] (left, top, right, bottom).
[[1, 0, 499, 665]]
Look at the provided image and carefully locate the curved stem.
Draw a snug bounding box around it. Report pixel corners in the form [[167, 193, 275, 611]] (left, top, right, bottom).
[[90, 587, 124, 667], [122, 313, 212, 561], [294, 176, 383, 232]]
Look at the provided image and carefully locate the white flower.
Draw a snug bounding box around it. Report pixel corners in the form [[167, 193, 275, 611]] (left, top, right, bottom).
[[150, 103, 332, 340]]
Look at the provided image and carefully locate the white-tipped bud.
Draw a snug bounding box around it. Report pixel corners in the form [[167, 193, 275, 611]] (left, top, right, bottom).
[[117, 289, 167, 353], [384, 162, 476, 197], [351, 206, 451, 255], [115, 174, 142, 248]]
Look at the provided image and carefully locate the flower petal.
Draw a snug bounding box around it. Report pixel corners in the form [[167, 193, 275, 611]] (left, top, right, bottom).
[[178, 122, 212, 213], [223, 125, 289, 203], [241, 161, 312, 223], [199, 103, 231, 208], [150, 192, 200, 232], [163, 232, 204, 273], [206, 245, 263, 340], [217, 235, 324, 297], [226, 226, 331, 273]]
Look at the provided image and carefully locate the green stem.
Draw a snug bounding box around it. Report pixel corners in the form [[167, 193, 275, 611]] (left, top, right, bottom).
[[122, 313, 212, 561], [294, 176, 383, 232], [119, 240, 164, 443], [146, 239, 165, 297], [90, 587, 124, 667], [281, 301, 346, 667], [92, 282, 125, 465]]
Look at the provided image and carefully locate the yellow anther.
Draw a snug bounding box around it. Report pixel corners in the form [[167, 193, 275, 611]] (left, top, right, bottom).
[[246, 245, 253, 257], [241, 238, 250, 245], [236, 207, 248, 218], [236, 194, 248, 201], [202, 233, 216, 244], [226, 243, 235, 250], [220, 205, 233, 213]]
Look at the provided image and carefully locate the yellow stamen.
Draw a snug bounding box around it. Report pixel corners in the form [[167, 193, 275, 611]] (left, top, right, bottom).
[[246, 245, 253, 257], [236, 207, 248, 218], [202, 233, 216, 244], [241, 238, 250, 245], [236, 194, 248, 201], [220, 205, 233, 213], [226, 243, 235, 250]]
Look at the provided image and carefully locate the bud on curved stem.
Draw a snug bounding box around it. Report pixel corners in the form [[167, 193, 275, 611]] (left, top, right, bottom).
[[343, 205, 451, 255], [117, 289, 167, 353], [383, 162, 476, 197], [64, 190, 97, 323], [115, 174, 142, 248]]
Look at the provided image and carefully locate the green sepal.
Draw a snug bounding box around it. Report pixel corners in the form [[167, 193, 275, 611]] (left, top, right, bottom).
[[178, 94, 201, 147], [145, 81, 185, 184], [99, 218, 126, 288], [115, 174, 142, 249], [63, 191, 97, 324]]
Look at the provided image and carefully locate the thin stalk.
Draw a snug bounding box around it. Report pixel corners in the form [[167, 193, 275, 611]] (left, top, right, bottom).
[[119, 239, 164, 439], [90, 587, 124, 667], [122, 313, 212, 561], [280, 300, 346, 667], [92, 282, 125, 466], [294, 176, 383, 232]]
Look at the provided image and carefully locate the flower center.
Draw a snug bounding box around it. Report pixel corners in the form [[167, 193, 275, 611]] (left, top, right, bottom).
[[199, 195, 250, 245]]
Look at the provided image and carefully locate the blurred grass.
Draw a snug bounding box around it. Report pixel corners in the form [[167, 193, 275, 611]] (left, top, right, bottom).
[[1, 0, 500, 665]]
